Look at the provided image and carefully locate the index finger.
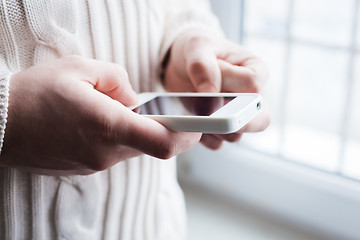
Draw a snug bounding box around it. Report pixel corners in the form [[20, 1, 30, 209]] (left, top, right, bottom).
[[185, 39, 221, 93], [219, 47, 268, 93], [218, 59, 262, 93], [221, 44, 268, 83]]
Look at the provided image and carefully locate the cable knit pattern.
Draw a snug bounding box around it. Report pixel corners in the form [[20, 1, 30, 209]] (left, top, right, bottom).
[[0, 74, 9, 153], [0, 0, 222, 239]]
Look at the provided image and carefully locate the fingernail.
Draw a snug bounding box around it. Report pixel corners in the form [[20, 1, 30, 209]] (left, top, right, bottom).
[[197, 82, 217, 92]]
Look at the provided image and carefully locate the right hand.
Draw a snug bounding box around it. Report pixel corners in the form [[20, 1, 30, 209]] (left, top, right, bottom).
[[164, 30, 270, 150], [0, 55, 201, 175]]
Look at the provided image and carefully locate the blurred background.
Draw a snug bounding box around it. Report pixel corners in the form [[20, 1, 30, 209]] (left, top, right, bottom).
[[178, 0, 360, 239]]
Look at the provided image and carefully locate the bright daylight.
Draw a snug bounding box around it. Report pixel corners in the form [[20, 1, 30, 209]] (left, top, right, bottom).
[[0, 0, 359, 240], [179, 0, 360, 240]]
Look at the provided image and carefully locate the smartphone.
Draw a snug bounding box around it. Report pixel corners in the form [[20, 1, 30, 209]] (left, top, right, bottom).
[[130, 92, 262, 134]]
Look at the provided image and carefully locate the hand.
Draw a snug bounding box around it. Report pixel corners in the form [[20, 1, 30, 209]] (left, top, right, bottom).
[[164, 30, 270, 149], [0, 55, 201, 175]]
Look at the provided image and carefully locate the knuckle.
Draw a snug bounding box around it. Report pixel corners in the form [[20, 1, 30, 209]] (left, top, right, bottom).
[[243, 73, 261, 93], [88, 160, 108, 172], [87, 154, 111, 172], [64, 54, 83, 62], [185, 31, 216, 48], [225, 133, 242, 142], [59, 55, 87, 72], [187, 34, 207, 46], [110, 63, 128, 80], [156, 141, 177, 159], [208, 140, 223, 150], [189, 60, 207, 76], [200, 135, 223, 150], [62, 55, 85, 65]]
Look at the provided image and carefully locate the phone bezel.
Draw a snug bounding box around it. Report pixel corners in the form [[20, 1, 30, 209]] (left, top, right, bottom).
[[132, 92, 261, 117], [129, 92, 262, 133]]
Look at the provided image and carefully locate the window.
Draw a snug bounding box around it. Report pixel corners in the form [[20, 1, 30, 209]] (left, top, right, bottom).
[[179, 1, 360, 239], [238, 0, 360, 180]]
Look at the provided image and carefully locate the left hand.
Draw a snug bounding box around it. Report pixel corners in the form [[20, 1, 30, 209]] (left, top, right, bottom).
[[163, 30, 270, 149]]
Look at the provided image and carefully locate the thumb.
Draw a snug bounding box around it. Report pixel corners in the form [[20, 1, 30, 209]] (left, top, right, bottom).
[[185, 43, 221, 93]]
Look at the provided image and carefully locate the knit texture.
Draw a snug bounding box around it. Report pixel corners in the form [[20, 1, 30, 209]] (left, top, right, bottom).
[[0, 0, 222, 239], [0, 74, 9, 153]]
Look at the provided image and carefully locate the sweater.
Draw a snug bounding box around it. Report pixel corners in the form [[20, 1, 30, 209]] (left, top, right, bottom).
[[0, 0, 221, 239]]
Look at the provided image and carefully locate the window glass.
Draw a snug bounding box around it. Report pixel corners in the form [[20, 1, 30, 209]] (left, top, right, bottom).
[[343, 55, 360, 179], [346, 55, 360, 140], [292, 0, 354, 47], [244, 0, 289, 38], [281, 44, 348, 170], [242, 0, 359, 176], [285, 44, 348, 133], [357, 2, 360, 49], [282, 125, 341, 171]]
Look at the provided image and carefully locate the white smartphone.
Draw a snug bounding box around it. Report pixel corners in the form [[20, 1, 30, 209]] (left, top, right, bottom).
[[129, 92, 262, 134]]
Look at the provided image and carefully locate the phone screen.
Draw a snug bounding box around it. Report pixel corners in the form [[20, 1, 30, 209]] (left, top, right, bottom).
[[134, 96, 235, 116]]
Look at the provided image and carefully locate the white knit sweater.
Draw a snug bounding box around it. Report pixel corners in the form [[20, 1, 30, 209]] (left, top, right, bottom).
[[0, 0, 221, 239]]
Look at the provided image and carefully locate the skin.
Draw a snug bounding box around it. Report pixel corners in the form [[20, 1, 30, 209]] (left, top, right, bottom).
[[0, 30, 270, 175], [164, 30, 270, 149], [0, 56, 201, 175]]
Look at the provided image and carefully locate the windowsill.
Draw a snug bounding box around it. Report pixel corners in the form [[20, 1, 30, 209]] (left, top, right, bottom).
[[241, 124, 360, 180], [178, 143, 360, 240], [181, 180, 334, 240]]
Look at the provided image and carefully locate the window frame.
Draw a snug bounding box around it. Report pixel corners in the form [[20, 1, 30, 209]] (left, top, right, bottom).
[[179, 1, 360, 239]]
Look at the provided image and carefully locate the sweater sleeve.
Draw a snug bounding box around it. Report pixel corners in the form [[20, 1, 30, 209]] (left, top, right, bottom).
[[0, 70, 10, 154], [160, 0, 224, 64]]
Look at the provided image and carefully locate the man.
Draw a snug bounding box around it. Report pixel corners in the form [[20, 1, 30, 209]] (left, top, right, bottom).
[[0, 0, 269, 239]]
